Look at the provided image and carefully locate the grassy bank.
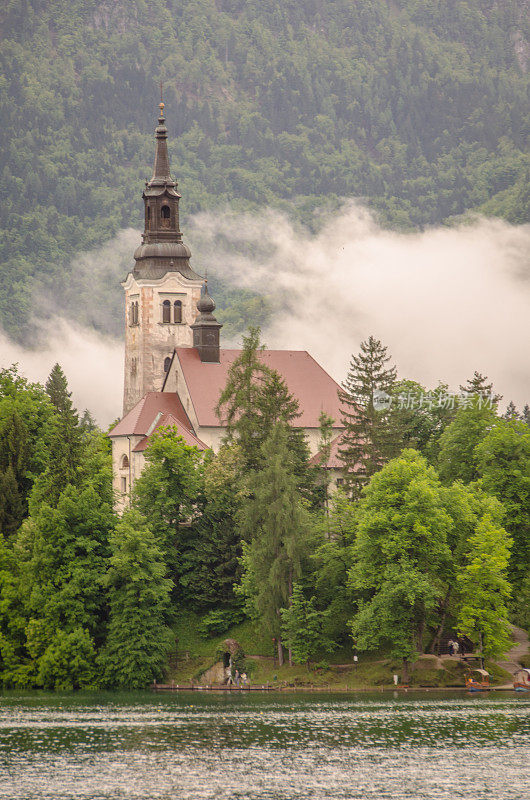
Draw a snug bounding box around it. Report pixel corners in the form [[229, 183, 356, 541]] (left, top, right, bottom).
[[169, 612, 513, 689]]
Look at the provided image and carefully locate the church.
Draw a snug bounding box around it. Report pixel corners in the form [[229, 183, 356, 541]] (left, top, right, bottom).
[[109, 102, 345, 509]]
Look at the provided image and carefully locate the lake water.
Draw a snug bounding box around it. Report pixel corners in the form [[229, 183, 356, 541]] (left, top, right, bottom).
[[0, 691, 529, 799]]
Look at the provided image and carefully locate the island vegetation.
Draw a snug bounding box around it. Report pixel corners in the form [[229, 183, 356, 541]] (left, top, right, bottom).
[[0, 329, 528, 690]]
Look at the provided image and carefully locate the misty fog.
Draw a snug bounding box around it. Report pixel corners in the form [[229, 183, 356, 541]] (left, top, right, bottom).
[[1, 203, 529, 426]]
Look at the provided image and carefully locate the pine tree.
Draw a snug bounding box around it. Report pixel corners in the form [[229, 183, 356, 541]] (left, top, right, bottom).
[[79, 409, 97, 433], [216, 327, 310, 479], [0, 466, 24, 537], [523, 405, 530, 427], [313, 410, 336, 511], [216, 327, 272, 468], [42, 364, 83, 501], [460, 371, 502, 405], [237, 423, 311, 665], [338, 336, 400, 496], [100, 510, 174, 689], [182, 444, 245, 612], [503, 401, 519, 420], [0, 410, 30, 528]]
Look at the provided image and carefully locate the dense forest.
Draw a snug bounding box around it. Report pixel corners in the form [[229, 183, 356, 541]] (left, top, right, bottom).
[[0, 333, 528, 689], [0, 0, 529, 342]]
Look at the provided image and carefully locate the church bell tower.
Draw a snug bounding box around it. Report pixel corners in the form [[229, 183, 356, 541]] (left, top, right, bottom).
[[122, 101, 203, 415]]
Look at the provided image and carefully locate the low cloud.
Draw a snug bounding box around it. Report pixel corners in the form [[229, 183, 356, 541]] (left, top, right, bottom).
[[190, 203, 530, 408], [0, 320, 123, 427], [1, 203, 529, 425]]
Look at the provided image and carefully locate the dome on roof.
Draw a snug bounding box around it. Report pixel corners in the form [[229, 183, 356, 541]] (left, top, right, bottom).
[[197, 282, 216, 314], [133, 241, 191, 261]]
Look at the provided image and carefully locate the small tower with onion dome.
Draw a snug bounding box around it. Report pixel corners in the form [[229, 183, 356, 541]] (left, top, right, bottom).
[[191, 281, 223, 363]]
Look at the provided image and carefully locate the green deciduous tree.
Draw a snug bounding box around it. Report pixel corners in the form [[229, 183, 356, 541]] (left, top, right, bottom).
[[456, 515, 512, 661], [36, 627, 98, 691], [133, 428, 205, 594], [349, 450, 452, 681], [100, 510, 174, 689], [281, 583, 334, 667], [437, 399, 497, 484], [474, 418, 530, 588]]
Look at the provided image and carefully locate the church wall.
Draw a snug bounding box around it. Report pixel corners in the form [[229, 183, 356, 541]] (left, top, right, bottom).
[[111, 434, 145, 513], [162, 354, 200, 431], [123, 272, 202, 414], [193, 425, 344, 457], [303, 426, 344, 457]]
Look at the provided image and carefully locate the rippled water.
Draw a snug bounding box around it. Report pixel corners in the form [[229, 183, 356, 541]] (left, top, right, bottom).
[[0, 691, 529, 799]]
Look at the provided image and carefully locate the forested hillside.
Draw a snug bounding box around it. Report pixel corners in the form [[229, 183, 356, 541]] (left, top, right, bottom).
[[0, 0, 529, 341]]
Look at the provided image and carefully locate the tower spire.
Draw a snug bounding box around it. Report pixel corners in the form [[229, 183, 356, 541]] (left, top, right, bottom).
[[151, 94, 173, 185], [132, 99, 202, 281]]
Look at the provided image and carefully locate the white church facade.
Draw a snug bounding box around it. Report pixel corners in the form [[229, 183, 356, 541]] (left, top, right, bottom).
[[110, 102, 345, 509]]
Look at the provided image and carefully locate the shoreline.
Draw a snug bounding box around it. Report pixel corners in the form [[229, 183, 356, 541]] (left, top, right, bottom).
[[152, 683, 519, 694]]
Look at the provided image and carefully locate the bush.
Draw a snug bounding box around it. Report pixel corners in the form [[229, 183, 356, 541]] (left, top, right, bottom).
[[37, 628, 98, 691], [198, 609, 244, 638]]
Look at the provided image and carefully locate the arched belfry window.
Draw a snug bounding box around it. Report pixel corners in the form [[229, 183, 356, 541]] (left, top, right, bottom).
[[163, 356, 172, 373], [130, 301, 139, 326], [174, 300, 182, 324], [162, 299, 171, 323], [161, 205, 170, 228], [120, 454, 129, 469]]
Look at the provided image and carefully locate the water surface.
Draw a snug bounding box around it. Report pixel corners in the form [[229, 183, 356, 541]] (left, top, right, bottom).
[[0, 691, 529, 799]]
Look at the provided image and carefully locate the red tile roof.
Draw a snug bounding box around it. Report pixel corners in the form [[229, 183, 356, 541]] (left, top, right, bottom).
[[175, 348, 343, 428], [109, 392, 193, 438], [132, 412, 207, 452]]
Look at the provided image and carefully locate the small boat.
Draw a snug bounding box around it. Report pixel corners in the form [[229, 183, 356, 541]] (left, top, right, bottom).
[[465, 668, 490, 692], [513, 668, 530, 692]]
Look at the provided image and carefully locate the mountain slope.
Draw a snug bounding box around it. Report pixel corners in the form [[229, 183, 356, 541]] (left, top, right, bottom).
[[0, 0, 528, 340]]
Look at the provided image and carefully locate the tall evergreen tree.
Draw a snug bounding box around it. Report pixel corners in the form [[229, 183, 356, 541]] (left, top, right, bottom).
[[216, 327, 272, 467], [0, 466, 24, 538], [338, 336, 400, 496], [41, 364, 83, 502], [184, 444, 245, 612], [460, 371, 502, 404], [216, 327, 311, 480], [237, 423, 311, 665], [0, 411, 30, 533], [503, 401, 519, 421]]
